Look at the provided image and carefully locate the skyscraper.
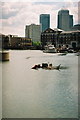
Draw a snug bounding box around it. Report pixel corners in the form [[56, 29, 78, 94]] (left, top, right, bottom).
[[25, 24, 41, 42], [57, 9, 73, 31], [40, 14, 50, 32]]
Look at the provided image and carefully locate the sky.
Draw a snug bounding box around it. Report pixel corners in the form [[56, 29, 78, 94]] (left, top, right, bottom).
[[0, 0, 79, 37]]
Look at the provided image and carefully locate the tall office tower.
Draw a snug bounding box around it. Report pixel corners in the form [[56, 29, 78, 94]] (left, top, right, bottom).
[[40, 14, 50, 32], [25, 24, 41, 42], [78, 1, 80, 24], [57, 9, 73, 31]]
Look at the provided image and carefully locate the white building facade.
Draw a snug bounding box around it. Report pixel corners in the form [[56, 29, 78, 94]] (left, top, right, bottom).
[[25, 24, 41, 42]]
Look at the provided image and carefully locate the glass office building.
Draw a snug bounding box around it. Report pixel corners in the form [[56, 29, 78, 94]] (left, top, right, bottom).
[[40, 14, 50, 32], [57, 9, 73, 31]]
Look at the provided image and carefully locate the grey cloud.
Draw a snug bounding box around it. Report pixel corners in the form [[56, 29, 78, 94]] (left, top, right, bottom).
[[33, 2, 66, 10], [0, 2, 32, 19], [0, 2, 21, 19], [1, 10, 18, 19]]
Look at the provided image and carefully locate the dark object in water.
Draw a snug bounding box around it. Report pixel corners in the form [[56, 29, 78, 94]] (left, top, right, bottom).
[[32, 63, 48, 69], [42, 63, 48, 68], [46, 64, 61, 70], [32, 64, 41, 69], [58, 53, 67, 56], [32, 63, 61, 70], [55, 64, 61, 70], [26, 57, 31, 59]]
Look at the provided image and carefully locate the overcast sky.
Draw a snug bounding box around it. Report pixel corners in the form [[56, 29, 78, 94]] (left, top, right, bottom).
[[0, 0, 79, 36]]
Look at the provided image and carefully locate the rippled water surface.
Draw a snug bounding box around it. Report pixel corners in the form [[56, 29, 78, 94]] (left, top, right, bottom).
[[1, 50, 78, 118]]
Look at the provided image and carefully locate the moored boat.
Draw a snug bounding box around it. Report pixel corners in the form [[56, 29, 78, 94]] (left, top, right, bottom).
[[58, 52, 67, 56], [43, 44, 57, 53]]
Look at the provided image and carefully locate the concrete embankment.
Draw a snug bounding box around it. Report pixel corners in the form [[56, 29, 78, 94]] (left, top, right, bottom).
[[0, 51, 9, 61]]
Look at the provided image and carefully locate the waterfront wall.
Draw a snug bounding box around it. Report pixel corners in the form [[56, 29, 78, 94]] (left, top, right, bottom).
[[0, 51, 9, 61]]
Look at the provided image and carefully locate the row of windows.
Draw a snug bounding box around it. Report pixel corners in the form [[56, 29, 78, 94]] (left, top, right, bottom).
[[58, 40, 70, 44], [41, 36, 55, 38], [41, 34, 55, 36]]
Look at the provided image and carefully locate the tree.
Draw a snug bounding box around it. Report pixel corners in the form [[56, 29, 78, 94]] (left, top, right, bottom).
[[32, 41, 42, 50]]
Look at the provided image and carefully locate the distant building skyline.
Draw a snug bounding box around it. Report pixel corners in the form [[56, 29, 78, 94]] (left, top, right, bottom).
[[1, 2, 78, 36], [40, 14, 50, 32], [57, 9, 73, 31]]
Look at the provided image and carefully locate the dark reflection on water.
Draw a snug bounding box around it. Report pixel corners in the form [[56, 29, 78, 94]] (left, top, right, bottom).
[[2, 50, 78, 118], [60, 66, 69, 69]]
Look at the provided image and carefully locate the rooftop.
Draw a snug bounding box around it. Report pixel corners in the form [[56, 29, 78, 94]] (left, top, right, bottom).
[[61, 30, 80, 34]]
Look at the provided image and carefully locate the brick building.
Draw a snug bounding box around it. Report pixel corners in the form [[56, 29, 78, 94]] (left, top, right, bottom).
[[9, 35, 32, 49], [41, 28, 62, 49], [41, 28, 80, 50], [58, 30, 80, 49]]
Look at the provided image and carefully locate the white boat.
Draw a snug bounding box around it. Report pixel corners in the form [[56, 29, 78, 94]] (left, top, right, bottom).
[[43, 44, 57, 53]]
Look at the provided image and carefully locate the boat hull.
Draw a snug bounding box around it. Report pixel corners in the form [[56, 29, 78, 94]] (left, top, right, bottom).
[[43, 49, 56, 53]]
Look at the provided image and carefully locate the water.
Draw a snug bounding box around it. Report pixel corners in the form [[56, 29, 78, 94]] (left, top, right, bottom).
[[1, 50, 78, 118]]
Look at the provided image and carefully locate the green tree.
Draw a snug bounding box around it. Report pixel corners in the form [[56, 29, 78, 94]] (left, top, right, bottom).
[[32, 41, 42, 49]]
